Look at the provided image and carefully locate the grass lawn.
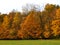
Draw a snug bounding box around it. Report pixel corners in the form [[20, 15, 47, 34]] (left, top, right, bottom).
[[0, 40, 60, 45]]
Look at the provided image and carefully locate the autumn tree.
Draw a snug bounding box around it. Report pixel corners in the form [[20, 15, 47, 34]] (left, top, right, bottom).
[[7, 12, 22, 39], [12, 12, 22, 30], [8, 11, 16, 28], [51, 20, 60, 38], [18, 11, 42, 39], [41, 4, 57, 38], [2, 15, 10, 30], [0, 15, 10, 39]]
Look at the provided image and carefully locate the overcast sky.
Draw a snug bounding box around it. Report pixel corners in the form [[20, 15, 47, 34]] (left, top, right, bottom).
[[0, 0, 60, 14]]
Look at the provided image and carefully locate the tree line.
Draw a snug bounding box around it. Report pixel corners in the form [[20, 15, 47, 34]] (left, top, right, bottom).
[[0, 3, 60, 39]]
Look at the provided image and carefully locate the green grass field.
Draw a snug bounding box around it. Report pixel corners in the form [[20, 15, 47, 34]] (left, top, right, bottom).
[[0, 40, 60, 45]]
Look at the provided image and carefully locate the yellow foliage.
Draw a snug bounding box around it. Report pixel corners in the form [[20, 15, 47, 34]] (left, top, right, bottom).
[[51, 20, 60, 36], [56, 8, 60, 19]]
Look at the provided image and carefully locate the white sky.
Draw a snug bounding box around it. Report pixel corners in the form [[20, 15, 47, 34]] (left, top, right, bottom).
[[0, 0, 60, 14]]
